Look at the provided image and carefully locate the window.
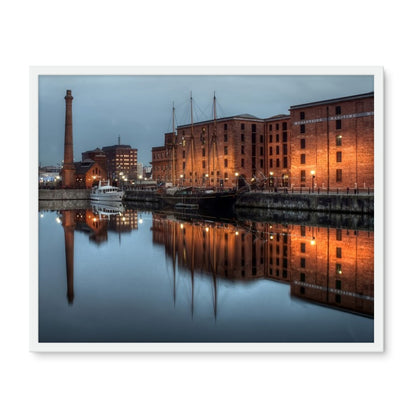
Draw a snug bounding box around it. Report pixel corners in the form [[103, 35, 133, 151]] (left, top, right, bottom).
[[260, 147, 264, 156], [224, 123, 228, 131], [260, 159, 264, 168], [241, 123, 245, 130], [241, 159, 245, 167], [276, 134, 279, 142], [269, 146, 273, 155], [224, 146, 228, 155], [202, 160, 206, 169], [241, 133, 245, 141], [269, 135, 273, 143], [269, 159, 273, 168], [301, 226, 306, 236], [202, 148, 205, 157], [336, 263, 342, 274], [183, 150, 186, 158], [336, 229, 342, 241], [283, 132, 287, 142], [283, 122, 287, 130], [276, 159, 280, 168], [260, 135, 264, 143], [241, 145, 245, 154], [336, 169, 342, 182], [283, 157, 287, 168], [336, 135, 342, 146], [251, 124, 256, 132], [301, 242, 306, 253], [336, 119, 342, 130], [336, 280, 342, 290], [276, 146, 280, 155], [300, 138, 306, 149], [269, 125, 272, 132], [276, 124, 279, 130], [224, 134, 228, 142], [300, 154, 306, 164], [283, 144, 287, 155], [301, 170, 306, 182], [224, 159, 228, 168], [300, 124, 305, 134], [336, 247, 342, 258], [300, 111, 305, 120], [336, 106, 341, 115], [336, 151, 342, 162], [300, 258, 306, 268]]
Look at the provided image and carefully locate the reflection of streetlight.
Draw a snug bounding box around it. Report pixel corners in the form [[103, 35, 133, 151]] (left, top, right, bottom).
[[311, 170, 316, 192], [180, 174, 184, 186]]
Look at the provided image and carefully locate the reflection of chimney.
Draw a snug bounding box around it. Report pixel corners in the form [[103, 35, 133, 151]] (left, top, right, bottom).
[[62, 210, 75, 304], [62, 90, 76, 188]]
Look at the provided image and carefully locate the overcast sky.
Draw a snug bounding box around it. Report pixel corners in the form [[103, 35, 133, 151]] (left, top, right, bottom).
[[38, 74, 373, 166]]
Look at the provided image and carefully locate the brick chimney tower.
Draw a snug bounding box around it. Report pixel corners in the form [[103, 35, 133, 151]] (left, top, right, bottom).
[[62, 90, 76, 188]]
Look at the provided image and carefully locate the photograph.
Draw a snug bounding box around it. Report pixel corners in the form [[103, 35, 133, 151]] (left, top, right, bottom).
[[31, 67, 383, 351]]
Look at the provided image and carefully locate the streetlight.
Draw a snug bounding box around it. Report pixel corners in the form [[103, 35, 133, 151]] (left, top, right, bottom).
[[311, 170, 316, 193], [235, 172, 239, 190]]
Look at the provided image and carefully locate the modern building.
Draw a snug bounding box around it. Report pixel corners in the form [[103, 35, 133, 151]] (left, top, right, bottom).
[[102, 142, 138, 184]]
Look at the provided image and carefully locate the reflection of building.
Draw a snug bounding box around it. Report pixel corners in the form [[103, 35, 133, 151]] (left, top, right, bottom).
[[59, 208, 138, 303], [152, 214, 374, 316], [152, 92, 374, 189]]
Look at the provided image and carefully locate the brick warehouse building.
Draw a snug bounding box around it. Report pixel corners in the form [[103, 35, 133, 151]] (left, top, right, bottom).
[[151, 92, 374, 190], [290, 92, 374, 190]]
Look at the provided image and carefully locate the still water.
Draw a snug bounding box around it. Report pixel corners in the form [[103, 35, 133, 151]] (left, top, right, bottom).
[[38, 204, 374, 343]]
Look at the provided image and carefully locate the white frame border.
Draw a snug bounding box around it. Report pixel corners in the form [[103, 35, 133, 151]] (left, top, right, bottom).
[[30, 66, 384, 352]]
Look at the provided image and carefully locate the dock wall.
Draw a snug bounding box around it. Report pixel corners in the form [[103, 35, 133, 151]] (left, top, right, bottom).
[[38, 189, 91, 200], [236, 192, 374, 215]]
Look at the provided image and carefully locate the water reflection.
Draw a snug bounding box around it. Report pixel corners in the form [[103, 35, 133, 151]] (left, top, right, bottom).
[[39, 205, 374, 342], [152, 214, 373, 317]]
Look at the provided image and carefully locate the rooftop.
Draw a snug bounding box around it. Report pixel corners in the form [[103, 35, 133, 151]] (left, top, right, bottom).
[[290, 92, 374, 110]]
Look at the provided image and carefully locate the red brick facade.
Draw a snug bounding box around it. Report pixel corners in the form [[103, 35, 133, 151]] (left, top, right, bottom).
[[151, 92, 374, 190], [290, 92, 374, 189]]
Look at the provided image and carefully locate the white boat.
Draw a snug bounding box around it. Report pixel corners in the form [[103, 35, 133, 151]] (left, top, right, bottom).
[[90, 180, 124, 201]]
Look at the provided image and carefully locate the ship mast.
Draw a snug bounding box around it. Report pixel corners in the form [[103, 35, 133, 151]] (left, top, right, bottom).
[[212, 92, 217, 187], [171, 102, 176, 186], [190, 92, 195, 185]]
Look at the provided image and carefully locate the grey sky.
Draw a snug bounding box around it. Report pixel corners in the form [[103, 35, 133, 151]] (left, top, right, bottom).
[[38, 75, 373, 166]]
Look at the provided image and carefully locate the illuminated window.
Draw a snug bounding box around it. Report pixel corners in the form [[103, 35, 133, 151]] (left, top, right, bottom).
[[336, 135, 342, 146]]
